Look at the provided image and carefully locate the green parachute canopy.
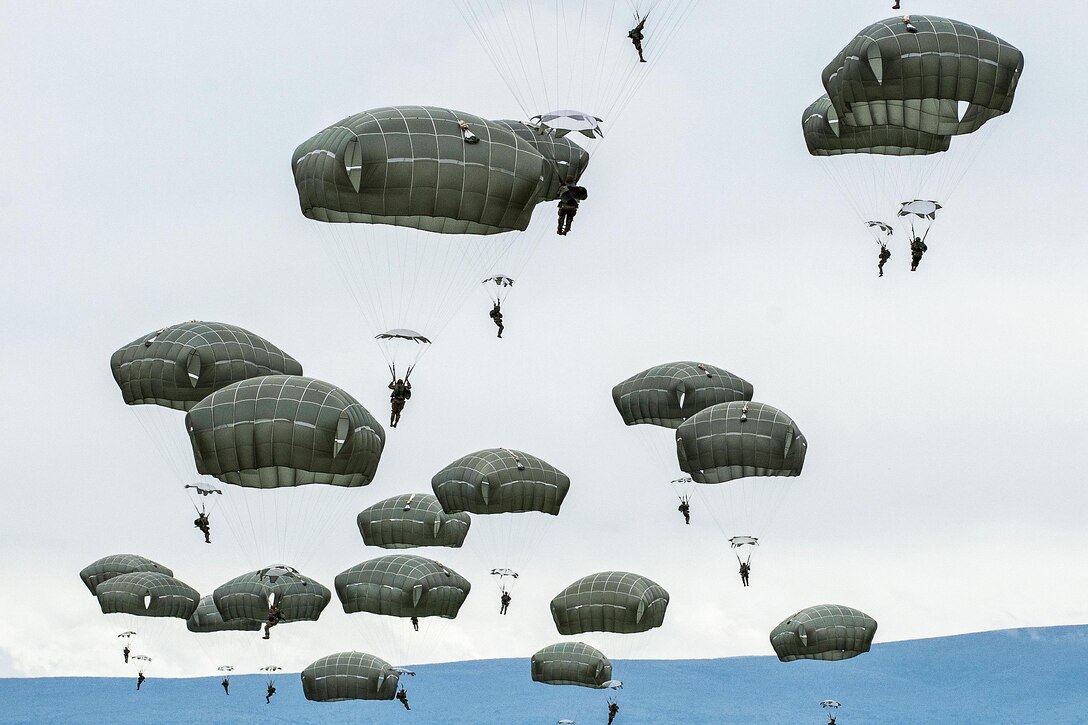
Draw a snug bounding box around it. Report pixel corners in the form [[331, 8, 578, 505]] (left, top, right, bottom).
[[612, 362, 754, 429], [357, 493, 471, 549], [301, 651, 400, 702], [822, 16, 1024, 136], [803, 94, 951, 156], [676, 401, 807, 484], [431, 448, 570, 515], [96, 572, 200, 620], [531, 642, 614, 689], [185, 375, 385, 488], [770, 604, 878, 662], [186, 595, 262, 633], [212, 566, 331, 623], [110, 321, 302, 412], [335, 555, 471, 619], [292, 106, 587, 235], [80, 554, 173, 595], [550, 571, 670, 636]]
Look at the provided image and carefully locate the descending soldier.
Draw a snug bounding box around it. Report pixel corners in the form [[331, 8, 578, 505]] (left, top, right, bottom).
[[677, 496, 691, 525], [411, 616, 419, 632], [910, 236, 928, 271], [396, 687, 411, 710], [389, 377, 412, 428], [263, 604, 283, 640], [194, 508, 211, 544], [878, 244, 891, 277], [500, 590, 512, 615], [628, 14, 648, 62], [556, 178, 587, 236], [136, 671, 146, 691], [739, 559, 751, 587], [265, 683, 276, 704], [490, 302, 505, 338], [221, 677, 230, 695], [608, 699, 621, 724], [122, 645, 130, 664]]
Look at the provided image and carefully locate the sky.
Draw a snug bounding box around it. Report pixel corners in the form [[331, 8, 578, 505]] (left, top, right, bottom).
[[1, 0, 1086, 679]]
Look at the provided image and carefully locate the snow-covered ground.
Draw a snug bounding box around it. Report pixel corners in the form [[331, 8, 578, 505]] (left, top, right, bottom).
[[4, 625, 1086, 724]]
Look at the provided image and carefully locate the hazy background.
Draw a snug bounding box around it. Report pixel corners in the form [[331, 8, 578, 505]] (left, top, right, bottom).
[[1, 0, 1084, 678]]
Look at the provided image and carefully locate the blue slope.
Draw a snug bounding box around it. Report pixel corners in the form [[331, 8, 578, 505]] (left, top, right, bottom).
[[4, 626, 1087, 724]]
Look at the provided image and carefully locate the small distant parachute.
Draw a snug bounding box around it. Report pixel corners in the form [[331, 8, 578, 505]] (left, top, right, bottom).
[[184, 484, 221, 497], [117, 631, 136, 639], [218, 666, 234, 673], [865, 221, 893, 235], [335, 555, 471, 620], [187, 596, 262, 633], [131, 654, 152, 663], [110, 321, 302, 412], [822, 700, 842, 709], [260, 665, 283, 673], [613, 362, 753, 429], [770, 604, 878, 662], [80, 555, 173, 595], [213, 566, 331, 623], [357, 494, 470, 549], [898, 200, 941, 220], [185, 376, 385, 488], [96, 572, 200, 620], [374, 330, 431, 379], [531, 642, 614, 689], [530, 109, 604, 139], [302, 651, 401, 702], [482, 275, 515, 305], [550, 572, 669, 636], [432, 448, 570, 515], [675, 402, 807, 484], [729, 536, 759, 549]]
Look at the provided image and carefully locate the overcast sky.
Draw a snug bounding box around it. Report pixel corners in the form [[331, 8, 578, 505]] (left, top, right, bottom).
[[1, 0, 1085, 680]]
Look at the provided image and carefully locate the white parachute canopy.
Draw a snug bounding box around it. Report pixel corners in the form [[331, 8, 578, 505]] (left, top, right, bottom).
[[530, 109, 604, 139], [375, 329, 432, 378], [821, 699, 842, 709]]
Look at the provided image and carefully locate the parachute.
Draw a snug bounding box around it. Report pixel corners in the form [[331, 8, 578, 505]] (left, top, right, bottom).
[[95, 572, 200, 620], [550, 572, 669, 636], [110, 321, 302, 412], [335, 555, 471, 620], [675, 402, 807, 484], [433, 448, 570, 583], [212, 566, 331, 623], [293, 106, 587, 376], [186, 596, 261, 633], [770, 604, 878, 662], [356, 494, 471, 549], [185, 375, 385, 561], [612, 362, 754, 429], [301, 651, 401, 702], [822, 700, 842, 709], [531, 642, 614, 689], [806, 16, 1024, 250], [821, 17, 1023, 137], [431, 448, 570, 515], [482, 274, 515, 306], [80, 554, 173, 595], [186, 375, 384, 489]]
